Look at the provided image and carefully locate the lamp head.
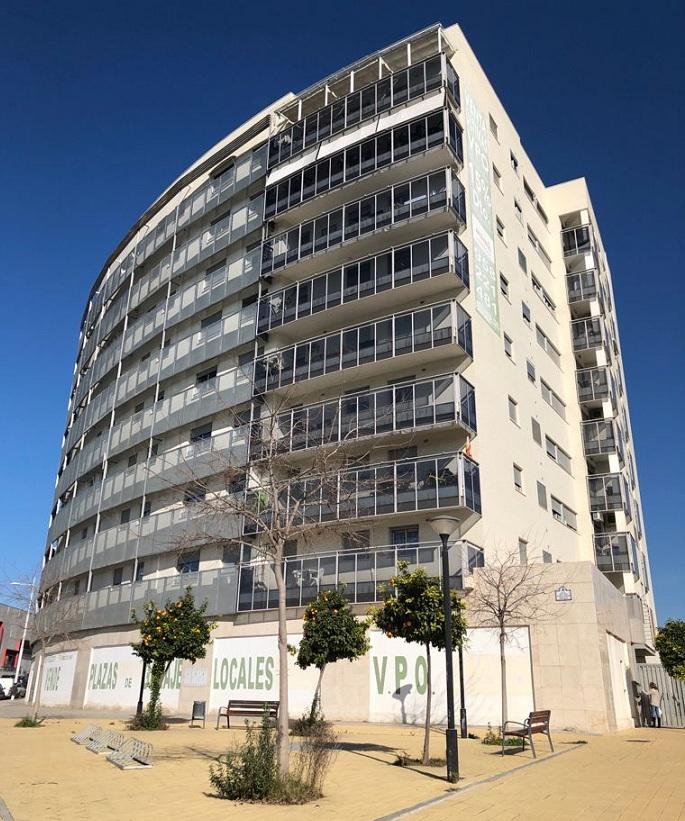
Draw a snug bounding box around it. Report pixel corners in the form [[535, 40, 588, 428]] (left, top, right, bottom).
[[427, 515, 461, 539]]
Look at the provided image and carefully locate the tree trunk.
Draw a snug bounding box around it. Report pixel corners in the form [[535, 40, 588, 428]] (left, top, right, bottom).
[[148, 660, 165, 715], [273, 556, 290, 775], [31, 649, 45, 722], [422, 643, 432, 765], [310, 665, 325, 722], [499, 627, 508, 730]]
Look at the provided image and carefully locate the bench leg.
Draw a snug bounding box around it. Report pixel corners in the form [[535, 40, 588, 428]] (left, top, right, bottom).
[[528, 731, 536, 759], [547, 730, 554, 753]]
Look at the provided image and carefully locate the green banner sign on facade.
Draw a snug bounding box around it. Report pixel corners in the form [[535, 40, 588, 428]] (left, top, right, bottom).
[[464, 88, 500, 334]]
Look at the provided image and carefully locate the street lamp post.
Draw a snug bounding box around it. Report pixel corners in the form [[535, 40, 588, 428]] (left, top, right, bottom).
[[428, 516, 462, 783], [10, 578, 36, 695]]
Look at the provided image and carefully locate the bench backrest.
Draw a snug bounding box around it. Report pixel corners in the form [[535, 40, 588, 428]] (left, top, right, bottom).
[[228, 700, 279, 714], [526, 710, 551, 730]]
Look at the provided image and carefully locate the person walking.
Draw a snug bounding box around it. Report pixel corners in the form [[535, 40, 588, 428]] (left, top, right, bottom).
[[648, 682, 663, 728]]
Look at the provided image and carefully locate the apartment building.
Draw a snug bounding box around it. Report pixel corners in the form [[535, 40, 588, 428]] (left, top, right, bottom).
[[32, 23, 656, 732]]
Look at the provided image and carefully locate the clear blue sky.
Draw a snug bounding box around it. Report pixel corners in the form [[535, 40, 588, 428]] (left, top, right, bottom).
[[0, 1, 683, 619]]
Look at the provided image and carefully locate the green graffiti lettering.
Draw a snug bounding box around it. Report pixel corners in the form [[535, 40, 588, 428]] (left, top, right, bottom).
[[372, 656, 387, 694], [247, 657, 255, 689], [229, 658, 238, 689], [265, 657, 274, 690], [212, 659, 219, 689], [394, 656, 408, 692], [88, 664, 96, 690], [237, 658, 247, 689], [415, 655, 427, 695], [112, 662, 118, 689], [220, 658, 229, 690]]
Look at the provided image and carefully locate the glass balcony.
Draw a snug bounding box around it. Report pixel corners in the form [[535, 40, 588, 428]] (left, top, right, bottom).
[[265, 110, 462, 222], [257, 231, 468, 336], [588, 474, 632, 520], [562, 224, 593, 258], [237, 539, 483, 613], [594, 533, 637, 574], [268, 53, 460, 169], [566, 269, 599, 305], [583, 419, 624, 464], [576, 366, 617, 408], [260, 168, 466, 279], [243, 450, 481, 535], [253, 373, 476, 457], [253, 300, 472, 395]]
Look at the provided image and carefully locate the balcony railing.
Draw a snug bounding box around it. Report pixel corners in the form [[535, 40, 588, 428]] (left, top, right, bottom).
[[265, 109, 463, 220], [260, 168, 465, 277], [257, 231, 468, 335], [594, 533, 637, 575], [243, 450, 481, 535], [583, 419, 624, 463], [268, 53, 460, 169], [253, 300, 472, 395], [571, 317, 605, 354], [566, 270, 598, 304], [253, 373, 476, 457], [562, 224, 593, 258], [588, 474, 632, 520], [576, 366, 615, 405], [237, 540, 483, 612]]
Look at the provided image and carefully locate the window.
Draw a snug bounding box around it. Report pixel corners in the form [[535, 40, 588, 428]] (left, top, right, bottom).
[[510, 151, 519, 175], [518, 539, 528, 565], [190, 423, 212, 442], [517, 248, 527, 273], [541, 380, 566, 419], [493, 165, 502, 191], [184, 484, 206, 505], [134, 401, 144, 414], [127, 453, 137, 468], [388, 446, 417, 461], [536, 326, 561, 366], [284, 539, 299, 557], [391, 526, 420, 546], [537, 481, 547, 509], [496, 217, 505, 241], [81, 527, 88, 540], [156, 388, 165, 403], [489, 114, 499, 140], [142, 500, 151, 518], [222, 545, 241, 564], [112, 567, 123, 586], [532, 276, 556, 313], [514, 198, 522, 222], [150, 441, 159, 458], [527, 225, 551, 268], [504, 333, 514, 360], [513, 464, 524, 493], [531, 417, 542, 444], [177, 551, 200, 574], [499, 273, 510, 299], [196, 367, 217, 384], [201, 310, 222, 329], [508, 396, 519, 424], [546, 436, 572, 473], [542, 550, 552, 563], [526, 359, 536, 383], [551, 496, 577, 530], [521, 302, 531, 327], [135, 561, 145, 582], [120, 508, 131, 525]]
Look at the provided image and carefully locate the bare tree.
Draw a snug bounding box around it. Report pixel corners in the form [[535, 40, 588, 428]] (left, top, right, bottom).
[[468, 549, 551, 729], [155, 383, 396, 775]]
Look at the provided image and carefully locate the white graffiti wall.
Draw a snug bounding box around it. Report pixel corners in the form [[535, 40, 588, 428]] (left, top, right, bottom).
[[41, 651, 77, 706]]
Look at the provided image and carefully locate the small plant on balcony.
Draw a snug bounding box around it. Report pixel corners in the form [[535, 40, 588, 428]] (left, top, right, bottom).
[[295, 587, 370, 730], [130, 588, 216, 730], [370, 561, 466, 766]]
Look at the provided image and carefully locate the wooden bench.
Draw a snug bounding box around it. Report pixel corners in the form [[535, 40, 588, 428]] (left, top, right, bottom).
[[106, 737, 153, 769], [215, 699, 279, 730], [501, 709, 554, 758]]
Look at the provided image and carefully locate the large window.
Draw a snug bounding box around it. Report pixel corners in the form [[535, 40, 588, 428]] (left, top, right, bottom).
[[253, 301, 472, 394], [261, 169, 465, 276], [267, 54, 459, 168], [265, 111, 462, 219], [257, 232, 468, 333]]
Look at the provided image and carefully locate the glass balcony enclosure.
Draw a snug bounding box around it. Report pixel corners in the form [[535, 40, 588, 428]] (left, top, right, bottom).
[[566, 269, 599, 304], [260, 168, 466, 276], [265, 110, 462, 220], [237, 539, 483, 612], [588, 474, 632, 520], [253, 300, 472, 394], [577, 367, 616, 406], [594, 533, 637, 575], [571, 317, 608, 358], [257, 232, 468, 335], [583, 419, 624, 462], [253, 373, 476, 456], [243, 451, 481, 534], [268, 53, 460, 169], [562, 224, 593, 258]]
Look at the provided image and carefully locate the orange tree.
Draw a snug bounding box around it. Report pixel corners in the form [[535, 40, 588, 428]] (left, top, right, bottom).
[[296, 588, 370, 721], [370, 562, 466, 764], [131, 588, 216, 726]]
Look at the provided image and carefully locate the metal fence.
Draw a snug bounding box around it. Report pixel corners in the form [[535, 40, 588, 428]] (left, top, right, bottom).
[[636, 663, 685, 728]]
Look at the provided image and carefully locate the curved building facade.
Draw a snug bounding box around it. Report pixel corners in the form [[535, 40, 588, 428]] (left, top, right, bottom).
[[33, 23, 657, 732]]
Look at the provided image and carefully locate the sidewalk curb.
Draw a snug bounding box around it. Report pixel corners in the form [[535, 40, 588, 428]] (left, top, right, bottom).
[[373, 743, 586, 821]]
